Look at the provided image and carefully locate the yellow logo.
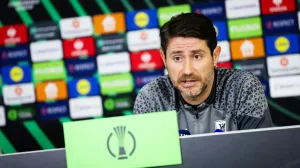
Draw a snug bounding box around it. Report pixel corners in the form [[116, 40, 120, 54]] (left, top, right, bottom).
[[135, 12, 149, 28], [76, 79, 91, 95], [10, 66, 24, 82], [275, 36, 290, 53]]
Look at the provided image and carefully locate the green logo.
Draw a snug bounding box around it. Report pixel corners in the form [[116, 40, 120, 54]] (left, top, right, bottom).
[[33, 60, 66, 83], [104, 97, 133, 111], [30, 27, 36, 34], [158, 4, 191, 27], [104, 98, 115, 111], [228, 17, 262, 40], [100, 73, 134, 95], [8, 109, 18, 121], [8, 107, 35, 121], [97, 39, 104, 47], [107, 126, 136, 160], [234, 64, 242, 70]]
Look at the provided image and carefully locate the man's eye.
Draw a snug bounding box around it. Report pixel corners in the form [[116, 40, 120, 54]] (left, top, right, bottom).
[[194, 55, 202, 60], [174, 56, 182, 61]]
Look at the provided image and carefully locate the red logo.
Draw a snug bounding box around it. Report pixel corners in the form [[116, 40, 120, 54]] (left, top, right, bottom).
[[280, 57, 289, 67], [140, 31, 148, 41], [260, 0, 295, 14], [217, 62, 232, 69], [63, 37, 95, 59], [15, 86, 23, 96], [2, 52, 7, 59], [68, 65, 74, 72], [194, 9, 201, 14], [0, 24, 28, 46], [266, 21, 273, 29], [136, 77, 142, 85], [130, 50, 164, 72], [41, 108, 47, 115], [72, 19, 80, 29]]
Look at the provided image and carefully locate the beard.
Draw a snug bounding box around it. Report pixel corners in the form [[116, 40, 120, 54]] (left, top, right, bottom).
[[170, 68, 215, 100]]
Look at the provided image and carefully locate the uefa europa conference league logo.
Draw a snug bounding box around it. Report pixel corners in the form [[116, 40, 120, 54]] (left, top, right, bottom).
[[107, 126, 136, 160]]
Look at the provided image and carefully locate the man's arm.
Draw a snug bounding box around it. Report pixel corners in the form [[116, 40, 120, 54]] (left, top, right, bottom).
[[236, 73, 273, 130]]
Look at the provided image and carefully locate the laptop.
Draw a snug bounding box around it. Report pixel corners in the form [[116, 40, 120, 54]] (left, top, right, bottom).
[[63, 111, 182, 168]]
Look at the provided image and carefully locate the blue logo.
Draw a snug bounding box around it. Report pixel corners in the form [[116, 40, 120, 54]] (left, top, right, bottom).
[[213, 21, 228, 41], [133, 70, 164, 90], [68, 77, 100, 98], [65, 58, 97, 77], [1, 65, 32, 84], [126, 9, 158, 30], [38, 101, 69, 120], [0, 45, 30, 64], [265, 34, 299, 56], [192, 2, 225, 20], [263, 13, 297, 35]]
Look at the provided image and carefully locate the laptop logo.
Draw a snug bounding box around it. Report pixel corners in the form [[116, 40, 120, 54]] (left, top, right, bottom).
[[215, 120, 226, 132], [107, 126, 136, 160]]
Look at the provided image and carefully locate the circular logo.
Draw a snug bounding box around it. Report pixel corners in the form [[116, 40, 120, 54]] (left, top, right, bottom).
[[97, 39, 104, 47], [275, 36, 290, 53], [134, 12, 149, 28], [8, 109, 18, 121], [7, 27, 16, 37], [104, 98, 115, 111], [10, 66, 24, 82], [15, 86, 23, 96], [141, 52, 151, 63], [140, 31, 148, 41], [74, 40, 84, 50], [273, 0, 282, 6], [72, 19, 80, 28], [30, 27, 36, 34], [107, 126, 136, 160], [76, 79, 91, 95], [280, 57, 289, 67]]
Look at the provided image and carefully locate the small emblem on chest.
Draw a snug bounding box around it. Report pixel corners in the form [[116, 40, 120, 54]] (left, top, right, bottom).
[[215, 120, 226, 132]]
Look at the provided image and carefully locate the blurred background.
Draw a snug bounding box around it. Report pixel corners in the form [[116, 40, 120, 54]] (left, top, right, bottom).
[[0, 0, 300, 154]]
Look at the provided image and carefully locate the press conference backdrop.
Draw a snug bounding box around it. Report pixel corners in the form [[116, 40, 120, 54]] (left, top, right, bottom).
[[0, 0, 300, 154]]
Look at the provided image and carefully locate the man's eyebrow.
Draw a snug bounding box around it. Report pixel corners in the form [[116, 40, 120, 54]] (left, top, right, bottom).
[[169, 49, 206, 56], [190, 49, 206, 54], [170, 51, 183, 55]]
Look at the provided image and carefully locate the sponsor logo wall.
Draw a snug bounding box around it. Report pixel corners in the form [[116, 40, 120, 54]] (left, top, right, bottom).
[[1, 0, 300, 128]]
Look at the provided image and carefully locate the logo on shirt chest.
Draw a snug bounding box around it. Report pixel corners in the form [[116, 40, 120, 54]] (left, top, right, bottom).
[[215, 120, 226, 132]]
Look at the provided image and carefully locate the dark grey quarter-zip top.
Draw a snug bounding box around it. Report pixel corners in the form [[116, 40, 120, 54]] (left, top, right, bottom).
[[133, 68, 273, 134]]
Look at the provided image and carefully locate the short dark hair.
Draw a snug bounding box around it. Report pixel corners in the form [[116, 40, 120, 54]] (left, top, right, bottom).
[[160, 13, 217, 56]]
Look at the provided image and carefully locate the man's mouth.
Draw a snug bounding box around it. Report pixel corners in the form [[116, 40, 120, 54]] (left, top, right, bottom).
[[180, 80, 197, 88]]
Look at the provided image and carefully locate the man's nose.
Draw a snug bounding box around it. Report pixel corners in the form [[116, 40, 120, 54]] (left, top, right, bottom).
[[182, 59, 194, 75]]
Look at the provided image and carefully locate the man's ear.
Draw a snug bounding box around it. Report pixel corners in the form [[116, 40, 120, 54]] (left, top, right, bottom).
[[213, 46, 221, 66], [160, 50, 166, 67]]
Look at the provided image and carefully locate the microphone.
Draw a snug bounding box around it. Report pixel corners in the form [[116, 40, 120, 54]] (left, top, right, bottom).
[[179, 129, 191, 136]]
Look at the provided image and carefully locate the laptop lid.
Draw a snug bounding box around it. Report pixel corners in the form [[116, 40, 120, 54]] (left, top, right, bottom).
[[63, 111, 182, 168]]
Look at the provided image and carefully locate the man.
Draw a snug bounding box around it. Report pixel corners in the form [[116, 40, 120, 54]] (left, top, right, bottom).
[[133, 13, 273, 134]]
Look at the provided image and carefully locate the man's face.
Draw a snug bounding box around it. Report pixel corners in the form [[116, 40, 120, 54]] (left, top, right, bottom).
[[162, 37, 220, 100]]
